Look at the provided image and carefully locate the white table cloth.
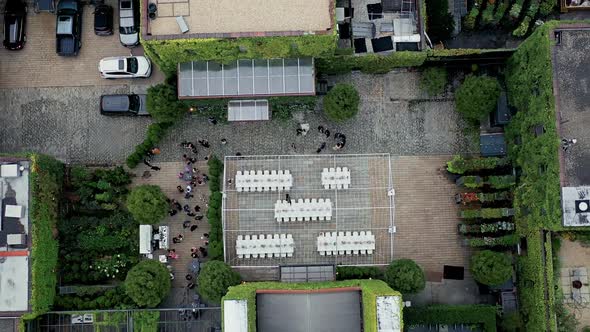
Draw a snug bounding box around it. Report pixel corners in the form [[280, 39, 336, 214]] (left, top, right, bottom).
[[236, 170, 293, 192], [274, 198, 332, 222], [317, 231, 375, 255], [236, 234, 294, 258], [321, 167, 351, 189]]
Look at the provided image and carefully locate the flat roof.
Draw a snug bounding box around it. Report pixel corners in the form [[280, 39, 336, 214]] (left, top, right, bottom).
[[223, 300, 248, 332], [222, 154, 395, 268], [256, 290, 362, 332], [178, 58, 315, 99], [553, 28, 590, 187], [480, 133, 506, 157], [0, 160, 31, 313], [146, 0, 332, 37]]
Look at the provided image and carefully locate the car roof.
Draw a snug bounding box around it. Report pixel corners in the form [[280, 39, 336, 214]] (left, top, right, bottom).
[[5, 0, 26, 13], [100, 57, 127, 72], [101, 95, 131, 112]]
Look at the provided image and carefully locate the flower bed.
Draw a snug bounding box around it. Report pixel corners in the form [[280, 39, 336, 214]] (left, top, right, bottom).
[[459, 221, 515, 234]]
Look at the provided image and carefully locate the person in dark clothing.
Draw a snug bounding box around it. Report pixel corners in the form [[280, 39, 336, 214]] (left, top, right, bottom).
[[296, 128, 303, 136], [177, 186, 184, 193], [199, 140, 210, 148], [195, 215, 204, 221], [151, 166, 161, 171], [174, 202, 182, 211], [316, 142, 326, 153], [185, 192, 194, 199], [203, 233, 209, 238], [169, 209, 177, 216], [183, 220, 191, 228], [325, 130, 330, 138], [318, 125, 325, 133], [235, 152, 242, 156], [187, 212, 196, 217], [190, 224, 198, 232], [172, 237, 180, 244], [183, 204, 191, 212], [143, 159, 152, 167], [189, 157, 197, 164], [194, 205, 201, 212], [208, 117, 218, 125], [286, 193, 291, 204]]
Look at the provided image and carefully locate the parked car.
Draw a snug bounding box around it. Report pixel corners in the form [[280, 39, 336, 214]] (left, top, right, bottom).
[[93, 4, 113, 36], [55, 0, 82, 56], [100, 94, 148, 116], [98, 56, 151, 78], [118, 0, 138, 47], [3, 0, 27, 50]]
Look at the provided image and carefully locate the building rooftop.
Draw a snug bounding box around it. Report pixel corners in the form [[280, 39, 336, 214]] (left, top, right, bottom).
[[480, 133, 506, 157], [145, 0, 333, 38], [222, 154, 395, 268], [553, 28, 590, 188], [0, 159, 31, 314]]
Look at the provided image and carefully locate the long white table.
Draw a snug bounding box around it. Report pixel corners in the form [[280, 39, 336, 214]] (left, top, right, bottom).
[[322, 167, 351, 190], [236, 234, 294, 259], [274, 198, 332, 222], [235, 170, 293, 192], [317, 231, 375, 255]]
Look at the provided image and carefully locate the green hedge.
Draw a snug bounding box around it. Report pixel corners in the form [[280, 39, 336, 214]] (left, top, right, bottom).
[[468, 234, 520, 247], [315, 52, 427, 75], [207, 156, 224, 260], [336, 266, 384, 280], [143, 34, 337, 75], [404, 305, 498, 332], [223, 279, 401, 332], [456, 175, 515, 189], [446, 155, 509, 174], [24, 154, 64, 319], [505, 22, 562, 232], [460, 208, 515, 219], [126, 122, 174, 168]]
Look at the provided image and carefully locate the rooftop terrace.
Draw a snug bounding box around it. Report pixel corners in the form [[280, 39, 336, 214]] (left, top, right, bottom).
[[0, 159, 31, 314], [145, 0, 333, 38]]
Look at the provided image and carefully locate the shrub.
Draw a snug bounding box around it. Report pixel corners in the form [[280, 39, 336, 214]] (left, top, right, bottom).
[[323, 83, 360, 122], [420, 67, 447, 96], [446, 155, 509, 174], [487, 175, 515, 189], [481, 4, 496, 26], [126, 185, 168, 224], [404, 305, 497, 332], [315, 52, 427, 75], [470, 250, 513, 286], [456, 175, 484, 188], [500, 312, 523, 331], [463, 8, 479, 30], [468, 234, 520, 247], [492, 0, 509, 23], [512, 16, 532, 37], [426, 0, 455, 41], [455, 74, 501, 123], [384, 259, 425, 294], [197, 261, 241, 303], [268, 96, 317, 121], [146, 84, 187, 123], [124, 260, 171, 307], [509, 3, 522, 18], [336, 266, 384, 280]]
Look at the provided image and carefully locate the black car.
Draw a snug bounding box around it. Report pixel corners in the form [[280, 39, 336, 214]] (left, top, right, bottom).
[[100, 94, 149, 116], [93, 4, 113, 36], [3, 0, 27, 50]]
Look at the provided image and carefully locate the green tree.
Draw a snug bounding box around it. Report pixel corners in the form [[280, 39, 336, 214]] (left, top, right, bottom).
[[124, 260, 171, 307], [126, 185, 168, 224], [146, 83, 186, 123], [455, 75, 501, 122], [197, 261, 241, 303], [323, 83, 360, 122], [426, 0, 455, 42], [384, 259, 426, 293], [500, 312, 523, 332], [470, 250, 512, 286], [420, 67, 447, 96]]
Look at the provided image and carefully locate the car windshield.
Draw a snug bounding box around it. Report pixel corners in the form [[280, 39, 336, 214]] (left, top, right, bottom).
[[129, 95, 140, 112], [126, 57, 138, 73], [119, 26, 136, 34]]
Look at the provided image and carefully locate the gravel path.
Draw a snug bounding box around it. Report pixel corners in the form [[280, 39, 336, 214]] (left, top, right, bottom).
[[0, 71, 477, 164]]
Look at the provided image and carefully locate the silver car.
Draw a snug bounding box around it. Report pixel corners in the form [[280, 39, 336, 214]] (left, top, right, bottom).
[[119, 0, 138, 47], [100, 94, 149, 116]]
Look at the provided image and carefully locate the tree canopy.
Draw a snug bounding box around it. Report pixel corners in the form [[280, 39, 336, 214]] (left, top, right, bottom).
[[470, 250, 513, 286], [146, 83, 186, 123], [197, 261, 241, 303], [323, 83, 360, 122], [455, 75, 501, 122], [384, 259, 426, 294], [124, 260, 171, 307], [126, 185, 168, 224]]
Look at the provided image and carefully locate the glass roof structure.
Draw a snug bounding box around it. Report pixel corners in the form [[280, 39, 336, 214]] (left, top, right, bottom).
[[178, 58, 315, 98]]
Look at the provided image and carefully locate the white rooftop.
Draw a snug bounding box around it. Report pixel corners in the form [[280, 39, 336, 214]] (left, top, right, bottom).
[[223, 299, 248, 332], [376, 295, 402, 332], [562, 186, 590, 227]]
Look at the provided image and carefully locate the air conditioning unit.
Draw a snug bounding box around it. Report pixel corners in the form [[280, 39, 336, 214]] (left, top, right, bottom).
[[7, 234, 26, 246]]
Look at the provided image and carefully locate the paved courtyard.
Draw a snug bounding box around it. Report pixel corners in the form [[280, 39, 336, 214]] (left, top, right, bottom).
[[558, 239, 590, 330], [1, 71, 475, 164]]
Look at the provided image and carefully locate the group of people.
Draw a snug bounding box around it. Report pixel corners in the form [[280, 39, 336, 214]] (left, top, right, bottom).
[[316, 125, 347, 153]]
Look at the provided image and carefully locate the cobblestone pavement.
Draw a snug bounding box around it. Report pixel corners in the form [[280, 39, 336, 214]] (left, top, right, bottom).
[[1, 71, 476, 164], [0, 85, 152, 163], [0, 0, 164, 88]]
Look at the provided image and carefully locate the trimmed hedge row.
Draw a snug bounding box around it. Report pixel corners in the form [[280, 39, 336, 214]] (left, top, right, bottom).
[[24, 154, 64, 319], [404, 305, 498, 332], [460, 208, 515, 219], [456, 175, 515, 189], [143, 34, 337, 75], [315, 52, 427, 75], [467, 233, 520, 247], [223, 279, 401, 332], [126, 122, 174, 168], [336, 266, 384, 280], [446, 155, 510, 174], [207, 156, 224, 260]]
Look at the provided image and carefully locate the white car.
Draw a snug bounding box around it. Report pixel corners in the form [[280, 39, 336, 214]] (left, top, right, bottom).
[[98, 56, 151, 78]]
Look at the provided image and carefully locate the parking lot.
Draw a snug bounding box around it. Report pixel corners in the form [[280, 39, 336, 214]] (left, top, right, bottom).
[[0, 0, 164, 88]]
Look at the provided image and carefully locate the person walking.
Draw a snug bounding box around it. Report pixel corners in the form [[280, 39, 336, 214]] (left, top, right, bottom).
[[318, 125, 325, 133], [221, 138, 227, 145], [325, 129, 330, 138], [208, 117, 218, 125]]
